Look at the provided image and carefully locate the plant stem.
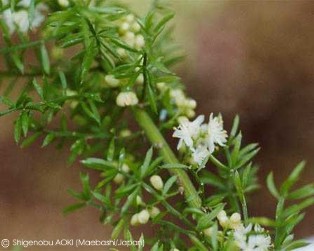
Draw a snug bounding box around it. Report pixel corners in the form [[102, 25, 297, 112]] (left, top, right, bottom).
[[133, 108, 202, 209]]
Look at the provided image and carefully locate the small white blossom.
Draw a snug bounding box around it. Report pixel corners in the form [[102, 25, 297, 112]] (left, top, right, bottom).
[[191, 145, 209, 166], [1, 2, 48, 35], [116, 91, 138, 107], [150, 175, 164, 191], [206, 113, 228, 154], [234, 224, 272, 251], [173, 115, 204, 150]]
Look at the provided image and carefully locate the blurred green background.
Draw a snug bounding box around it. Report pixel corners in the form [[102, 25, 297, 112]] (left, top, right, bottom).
[[0, 1, 313, 250]]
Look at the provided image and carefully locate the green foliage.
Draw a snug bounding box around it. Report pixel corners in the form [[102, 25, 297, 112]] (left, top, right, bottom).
[[0, 1, 313, 250]]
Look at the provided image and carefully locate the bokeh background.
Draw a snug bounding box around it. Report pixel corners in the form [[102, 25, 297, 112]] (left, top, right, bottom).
[[0, 1, 313, 250]]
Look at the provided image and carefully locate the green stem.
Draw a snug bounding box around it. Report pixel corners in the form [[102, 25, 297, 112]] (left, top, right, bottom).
[[133, 108, 202, 209]]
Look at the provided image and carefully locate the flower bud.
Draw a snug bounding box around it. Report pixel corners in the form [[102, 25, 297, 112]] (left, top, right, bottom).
[[156, 82, 166, 91], [119, 129, 131, 138], [150, 175, 164, 191], [58, 0, 69, 7], [203, 227, 213, 237], [186, 109, 195, 118], [137, 209, 150, 224], [117, 48, 127, 59], [136, 74, 144, 84], [105, 75, 120, 87], [113, 173, 124, 184], [217, 210, 229, 228], [230, 212, 241, 223], [134, 34, 145, 49], [149, 207, 160, 218], [131, 22, 141, 33], [125, 14, 135, 23], [188, 99, 197, 109], [116, 91, 139, 107], [136, 195, 145, 206], [121, 163, 130, 173], [119, 22, 130, 34], [217, 210, 227, 219], [229, 212, 242, 230], [130, 213, 139, 226], [123, 31, 135, 47]]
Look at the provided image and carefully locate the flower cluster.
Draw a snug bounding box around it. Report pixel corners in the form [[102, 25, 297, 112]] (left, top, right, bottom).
[[130, 175, 163, 226], [173, 113, 228, 167], [157, 83, 197, 119], [113, 163, 130, 184], [1, 0, 48, 35], [203, 210, 272, 251], [233, 223, 272, 251], [117, 14, 145, 52]]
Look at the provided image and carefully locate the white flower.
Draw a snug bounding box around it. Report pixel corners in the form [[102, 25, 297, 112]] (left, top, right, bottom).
[[1, 2, 48, 35], [234, 224, 272, 251], [150, 175, 164, 191], [192, 145, 209, 166], [13, 10, 29, 33], [173, 115, 204, 150], [31, 4, 48, 29], [206, 113, 228, 154], [116, 91, 138, 107]]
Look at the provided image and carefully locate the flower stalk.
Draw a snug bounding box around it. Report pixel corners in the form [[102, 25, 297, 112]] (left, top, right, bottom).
[[133, 107, 202, 209]]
